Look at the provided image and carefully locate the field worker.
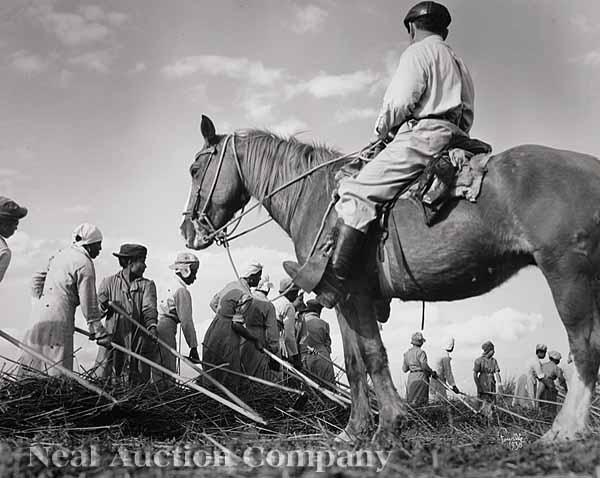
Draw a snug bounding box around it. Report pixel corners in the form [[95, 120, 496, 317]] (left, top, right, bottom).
[[402, 331, 436, 406], [0, 196, 28, 284], [18, 224, 110, 375], [538, 351, 568, 413], [94, 244, 158, 385], [202, 287, 253, 391], [273, 278, 301, 360], [301, 299, 335, 384], [153, 252, 201, 385], [473, 340, 502, 402], [287, 2, 475, 308], [512, 344, 546, 409], [283, 292, 307, 371], [430, 337, 460, 400], [240, 274, 280, 379], [209, 260, 262, 312]]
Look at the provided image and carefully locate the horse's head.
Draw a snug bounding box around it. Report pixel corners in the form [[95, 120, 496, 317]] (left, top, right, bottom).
[[181, 115, 250, 250]]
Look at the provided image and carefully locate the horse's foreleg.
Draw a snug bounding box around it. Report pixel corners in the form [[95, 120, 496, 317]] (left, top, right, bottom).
[[335, 308, 373, 441], [339, 296, 407, 446], [541, 268, 600, 441]]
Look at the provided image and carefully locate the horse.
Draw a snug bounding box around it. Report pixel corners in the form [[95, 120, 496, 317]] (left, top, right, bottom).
[[181, 114, 600, 444]]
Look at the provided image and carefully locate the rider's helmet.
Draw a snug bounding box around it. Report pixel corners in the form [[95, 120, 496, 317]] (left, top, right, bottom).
[[403, 1, 451, 33]]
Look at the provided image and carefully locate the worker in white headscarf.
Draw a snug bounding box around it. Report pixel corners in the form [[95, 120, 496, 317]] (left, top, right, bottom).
[[18, 224, 110, 375], [209, 260, 262, 312], [430, 337, 459, 400], [153, 252, 201, 386], [512, 343, 546, 409], [0, 196, 28, 284]]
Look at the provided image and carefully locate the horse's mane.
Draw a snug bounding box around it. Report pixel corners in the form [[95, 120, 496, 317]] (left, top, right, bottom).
[[237, 129, 342, 227]]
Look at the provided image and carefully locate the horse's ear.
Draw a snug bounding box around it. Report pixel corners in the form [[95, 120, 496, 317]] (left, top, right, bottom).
[[200, 115, 217, 145]]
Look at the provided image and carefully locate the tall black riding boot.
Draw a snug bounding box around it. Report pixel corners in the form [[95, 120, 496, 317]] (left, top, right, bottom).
[[312, 223, 366, 308], [331, 224, 366, 283]]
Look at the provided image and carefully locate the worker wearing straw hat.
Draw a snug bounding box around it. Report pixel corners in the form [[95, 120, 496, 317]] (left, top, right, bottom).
[[473, 340, 502, 402], [153, 252, 201, 386], [402, 331, 436, 406], [512, 343, 547, 409], [430, 337, 460, 400], [538, 351, 568, 413], [240, 273, 280, 379], [18, 223, 110, 376], [94, 243, 158, 385], [0, 196, 28, 284]]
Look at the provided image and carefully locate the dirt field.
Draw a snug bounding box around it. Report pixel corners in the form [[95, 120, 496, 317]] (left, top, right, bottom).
[[1, 376, 600, 477]]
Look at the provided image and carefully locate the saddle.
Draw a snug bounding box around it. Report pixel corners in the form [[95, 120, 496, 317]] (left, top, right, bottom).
[[336, 135, 492, 227]]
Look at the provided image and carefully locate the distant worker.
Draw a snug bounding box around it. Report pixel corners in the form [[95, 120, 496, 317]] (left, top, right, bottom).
[[240, 274, 280, 379], [19, 224, 110, 375], [402, 331, 435, 407], [283, 291, 307, 371], [153, 252, 201, 385], [538, 351, 568, 413], [512, 343, 546, 409], [473, 340, 502, 402], [301, 299, 335, 384], [0, 196, 28, 284], [272, 278, 301, 362], [94, 244, 158, 385], [430, 337, 460, 400]]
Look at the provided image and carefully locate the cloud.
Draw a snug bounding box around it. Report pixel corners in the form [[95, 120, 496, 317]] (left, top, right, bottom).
[[334, 107, 377, 124], [9, 50, 48, 75], [68, 50, 114, 73], [129, 62, 146, 74], [62, 205, 91, 215], [571, 50, 600, 67], [28, 3, 127, 47], [240, 91, 276, 121], [291, 4, 328, 34], [162, 55, 283, 86], [571, 14, 600, 34], [269, 118, 309, 137], [289, 70, 379, 98]]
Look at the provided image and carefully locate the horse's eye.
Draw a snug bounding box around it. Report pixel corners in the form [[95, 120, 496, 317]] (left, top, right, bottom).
[[190, 164, 199, 177]]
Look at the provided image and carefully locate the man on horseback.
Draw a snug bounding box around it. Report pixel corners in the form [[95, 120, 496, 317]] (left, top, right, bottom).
[[287, 1, 475, 307]]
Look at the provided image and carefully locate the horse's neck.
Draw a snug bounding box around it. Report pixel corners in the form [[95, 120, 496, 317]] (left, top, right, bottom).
[[239, 138, 337, 258]]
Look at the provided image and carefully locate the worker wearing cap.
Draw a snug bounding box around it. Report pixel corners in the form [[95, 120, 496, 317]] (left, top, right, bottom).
[[430, 337, 460, 400], [272, 277, 302, 364], [474, 341, 502, 402], [538, 351, 568, 413], [300, 299, 335, 384], [94, 243, 158, 385], [153, 252, 201, 386], [240, 274, 280, 379], [402, 331, 436, 406], [285, 2, 475, 308], [0, 196, 28, 283], [513, 344, 547, 409], [18, 223, 109, 375]]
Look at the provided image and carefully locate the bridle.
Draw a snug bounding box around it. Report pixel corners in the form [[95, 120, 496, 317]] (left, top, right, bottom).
[[183, 134, 246, 246]]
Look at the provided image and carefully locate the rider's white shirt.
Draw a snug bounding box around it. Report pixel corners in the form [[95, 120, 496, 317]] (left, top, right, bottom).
[[375, 34, 474, 139]]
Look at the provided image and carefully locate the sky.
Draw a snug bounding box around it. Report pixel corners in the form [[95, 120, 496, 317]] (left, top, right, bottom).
[[1, 0, 600, 394]]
